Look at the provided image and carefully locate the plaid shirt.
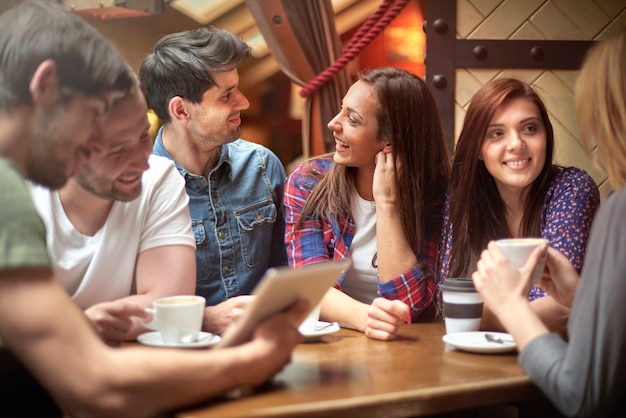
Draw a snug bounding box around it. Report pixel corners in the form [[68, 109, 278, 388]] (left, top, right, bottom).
[[284, 157, 443, 322]]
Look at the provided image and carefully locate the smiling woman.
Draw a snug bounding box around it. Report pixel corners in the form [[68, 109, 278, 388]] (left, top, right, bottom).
[[438, 78, 600, 336], [479, 98, 547, 196], [284, 67, 450, 341]]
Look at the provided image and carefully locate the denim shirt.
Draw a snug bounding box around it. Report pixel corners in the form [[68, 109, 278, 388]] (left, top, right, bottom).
[[153, 129, 288, 306]]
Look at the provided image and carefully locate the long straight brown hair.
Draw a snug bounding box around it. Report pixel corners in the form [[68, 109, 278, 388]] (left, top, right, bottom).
[[448, 78, 560, 278], [297, 67, 450, 253]]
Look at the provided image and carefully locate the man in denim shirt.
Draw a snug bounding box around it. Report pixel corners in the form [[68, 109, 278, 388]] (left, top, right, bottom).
[[140, 27, 287, 313]]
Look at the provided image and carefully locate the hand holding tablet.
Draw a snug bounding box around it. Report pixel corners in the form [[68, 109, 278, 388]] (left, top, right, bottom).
[[216, 258, 352, 348]]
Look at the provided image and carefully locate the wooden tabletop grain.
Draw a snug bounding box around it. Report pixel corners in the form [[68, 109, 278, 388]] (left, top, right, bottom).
[[174, 322, 544, 418]]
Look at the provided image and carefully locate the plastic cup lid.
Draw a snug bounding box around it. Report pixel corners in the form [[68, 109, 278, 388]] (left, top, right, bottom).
[[440, 278, 476, 292]]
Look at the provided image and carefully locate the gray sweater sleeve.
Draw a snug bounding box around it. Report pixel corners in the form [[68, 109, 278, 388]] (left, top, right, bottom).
[[519, 188, 626, 418]]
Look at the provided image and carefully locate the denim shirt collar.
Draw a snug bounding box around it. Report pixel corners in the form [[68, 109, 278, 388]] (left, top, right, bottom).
[[153, 126, 232, 179]]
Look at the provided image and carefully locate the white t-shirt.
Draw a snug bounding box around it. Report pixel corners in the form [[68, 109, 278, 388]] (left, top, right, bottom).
[[29, 155, 195, 309], [341, 190, 378, 304]]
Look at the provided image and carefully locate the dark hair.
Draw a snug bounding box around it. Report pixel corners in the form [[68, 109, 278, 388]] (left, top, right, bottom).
[[448, 78, 560, 278], [299, 67, 450, 253], [139, 27, 251, 124], [0, 0, 135, 110]]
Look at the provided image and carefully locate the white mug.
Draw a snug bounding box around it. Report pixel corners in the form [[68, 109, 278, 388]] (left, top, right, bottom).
[[495, 238, 549, 284], [143, 295, 205, 344]]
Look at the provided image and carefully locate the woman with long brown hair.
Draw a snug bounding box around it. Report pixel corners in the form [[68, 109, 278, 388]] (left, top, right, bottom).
[[284, 67, 449, 340], [472, 32, 626, 417], [439, 78, 599, 334]]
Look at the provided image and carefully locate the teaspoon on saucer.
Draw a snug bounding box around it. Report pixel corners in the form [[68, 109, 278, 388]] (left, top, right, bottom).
[[314, 322, 338, 332], [484, 333, 515, 344]]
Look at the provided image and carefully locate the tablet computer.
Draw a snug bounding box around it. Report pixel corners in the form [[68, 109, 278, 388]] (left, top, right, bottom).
[[216, 258, 351, 348]]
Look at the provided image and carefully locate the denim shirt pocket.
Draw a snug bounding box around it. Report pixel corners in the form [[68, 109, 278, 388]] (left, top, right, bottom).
[[192, 220, 211, 281], [234, 200, 277, 267]]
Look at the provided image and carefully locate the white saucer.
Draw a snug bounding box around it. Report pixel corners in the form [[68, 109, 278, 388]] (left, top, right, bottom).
[[299, 321, 340, 340], [442, 331, 517, 354], [137, 331, 220, 348]]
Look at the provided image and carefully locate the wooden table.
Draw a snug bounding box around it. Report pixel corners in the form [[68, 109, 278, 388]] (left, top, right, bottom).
[[175, 322, 545, 418]]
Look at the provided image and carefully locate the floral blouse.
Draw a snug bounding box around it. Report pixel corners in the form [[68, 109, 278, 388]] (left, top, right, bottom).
[[438, 166, 600, 301]]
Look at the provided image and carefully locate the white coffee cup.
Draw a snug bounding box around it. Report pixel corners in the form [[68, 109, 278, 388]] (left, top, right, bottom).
[[143, 295, 205, 344], [440, 278, 483, 335], [298, 303, 321, 333], [495, 238, 549, 284]]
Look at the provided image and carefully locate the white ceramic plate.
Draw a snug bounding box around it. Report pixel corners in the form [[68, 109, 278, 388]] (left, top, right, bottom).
[[137, 331, 220, 348], [299, 321, 340, 340], [442, 331, 517, 354]]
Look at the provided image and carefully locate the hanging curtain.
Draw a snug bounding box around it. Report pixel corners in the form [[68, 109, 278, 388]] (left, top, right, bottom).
[[246, 0, 350, 157]]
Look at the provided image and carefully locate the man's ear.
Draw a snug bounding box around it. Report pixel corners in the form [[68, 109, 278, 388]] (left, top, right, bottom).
[[29, 59, 60, 106], [169, 96, 189, 122]]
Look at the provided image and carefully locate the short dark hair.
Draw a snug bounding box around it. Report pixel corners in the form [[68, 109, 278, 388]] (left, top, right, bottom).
[[139, 27, 250, 124], [0, 0, 135, 110]]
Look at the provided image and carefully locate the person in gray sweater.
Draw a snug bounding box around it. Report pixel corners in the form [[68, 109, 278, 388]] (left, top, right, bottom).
[[471, 31, 626, 418]]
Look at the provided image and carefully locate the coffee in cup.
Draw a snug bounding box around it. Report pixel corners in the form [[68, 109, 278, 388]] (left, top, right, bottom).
[[440, 278, 483, 334], [495, 238, 549, 284], [143, 295, 205, 344]]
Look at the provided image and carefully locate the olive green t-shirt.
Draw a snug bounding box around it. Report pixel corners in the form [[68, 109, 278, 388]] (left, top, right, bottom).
[[0, 157, 50, 271]]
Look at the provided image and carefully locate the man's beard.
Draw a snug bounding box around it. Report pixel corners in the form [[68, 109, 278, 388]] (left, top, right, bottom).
[[75, 169, 143, 202]]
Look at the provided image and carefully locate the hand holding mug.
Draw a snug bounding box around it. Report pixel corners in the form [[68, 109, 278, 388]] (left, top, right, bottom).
[[85, 300, 146, 343], [472, 241, 547, 318], [537, 246, 580, 308]]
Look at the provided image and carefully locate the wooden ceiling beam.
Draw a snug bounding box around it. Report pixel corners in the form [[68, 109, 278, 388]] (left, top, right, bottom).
[[169, 0, 244, 25]]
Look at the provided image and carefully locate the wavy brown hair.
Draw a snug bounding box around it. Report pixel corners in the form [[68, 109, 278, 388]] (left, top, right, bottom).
[[448, 78, 560, 278], [298, 67, 450, 253], [576, 32, 626, 190]]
